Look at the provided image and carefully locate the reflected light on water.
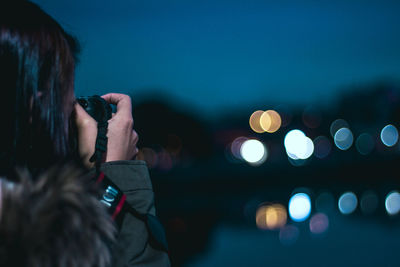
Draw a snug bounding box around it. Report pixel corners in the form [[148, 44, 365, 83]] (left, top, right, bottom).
[[279, 225, 300, 246]]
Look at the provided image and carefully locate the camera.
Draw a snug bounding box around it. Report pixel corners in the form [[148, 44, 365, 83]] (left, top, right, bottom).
[[76, 95, 112, 123], [69, 95, 112, 162]]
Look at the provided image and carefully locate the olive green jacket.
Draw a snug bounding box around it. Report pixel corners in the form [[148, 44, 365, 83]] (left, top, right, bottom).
[[88, 160, 170, 267]]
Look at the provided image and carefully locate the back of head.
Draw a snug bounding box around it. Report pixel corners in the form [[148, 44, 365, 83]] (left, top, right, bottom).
[[0, 0, 80, 178]]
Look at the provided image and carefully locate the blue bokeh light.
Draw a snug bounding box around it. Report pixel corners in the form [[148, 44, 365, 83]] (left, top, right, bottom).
[[355, 133, 375, 155], [385, 191, 400, 215], [334, 128, 354, 151], [380, 124, 399, 147], [338, 192, 358, 215]]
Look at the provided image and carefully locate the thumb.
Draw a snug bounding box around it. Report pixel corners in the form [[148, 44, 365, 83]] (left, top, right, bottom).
[[74, 103, 96, 127]]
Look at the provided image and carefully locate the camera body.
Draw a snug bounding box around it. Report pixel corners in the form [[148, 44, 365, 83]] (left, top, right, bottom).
[[76, 95, 112, 123]]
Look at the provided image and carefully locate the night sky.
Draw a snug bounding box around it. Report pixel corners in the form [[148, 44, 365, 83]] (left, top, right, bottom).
[[33, 0, 400, 118]]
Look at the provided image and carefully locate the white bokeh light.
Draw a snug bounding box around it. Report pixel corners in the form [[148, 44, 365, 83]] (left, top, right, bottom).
[[302, 137, 314, 159], [240, 139, 267, 165], [284, 130, 314, 160], [288, 193, 312, 222], [334, 128, 354, 150], [380, 124, 399, 147], [385, 191, 400, 215]]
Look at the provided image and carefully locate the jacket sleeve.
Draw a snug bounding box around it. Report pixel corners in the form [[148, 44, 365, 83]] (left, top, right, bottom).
[[89, 160, 170, 267]]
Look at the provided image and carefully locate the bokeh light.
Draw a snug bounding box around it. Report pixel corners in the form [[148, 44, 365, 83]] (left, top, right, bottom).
[[288, 193, 312, 222], [240, 139, 267, 165], [249, 110, 265, 133], [334, 128, 354, 150], [315, 192, 335, 212], [166, 134, 183, 155], [380, 124, 399, 147], [284, 130, 314, 160], [230, 137, 248, 159], [279, 225, 300, 246], [385, 191, 400, 215], [309, 213, 329, 234], [263, 110, 282, 133], [157, 149, 173, 171], [256, 204, 287, 230], [137, 147, 158, 169], [259, 111, 272, 132], [338, 192, 358, 214], [356, 133, 375, 155], [313, 136, 332, 159], [330, 119, 350, 138], [360, 191, 378, 214]]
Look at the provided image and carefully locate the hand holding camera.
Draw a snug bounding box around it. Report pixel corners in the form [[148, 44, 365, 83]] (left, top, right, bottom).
[[74, 93, 139, 169]]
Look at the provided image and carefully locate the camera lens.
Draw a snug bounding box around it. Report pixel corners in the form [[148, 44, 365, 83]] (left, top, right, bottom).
[[78, 99, 88, 108]]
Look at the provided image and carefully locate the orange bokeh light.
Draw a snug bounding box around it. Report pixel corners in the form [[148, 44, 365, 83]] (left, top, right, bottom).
[[256, 204, 287, 230], [250, 110, 282, 134], [249, 110, 265, 133], [265, 110, 282, 133]]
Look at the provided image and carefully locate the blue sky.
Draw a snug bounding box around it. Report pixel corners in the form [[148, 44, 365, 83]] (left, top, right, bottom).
[[34, 0, 400, 117]]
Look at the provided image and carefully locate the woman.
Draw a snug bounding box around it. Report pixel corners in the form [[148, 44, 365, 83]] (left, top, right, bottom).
[[0, 1, 169, 266]]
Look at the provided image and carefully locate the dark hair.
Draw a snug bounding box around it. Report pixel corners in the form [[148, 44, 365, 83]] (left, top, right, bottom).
[[0, 164, 115, 267], [0, 1, 80, 178]]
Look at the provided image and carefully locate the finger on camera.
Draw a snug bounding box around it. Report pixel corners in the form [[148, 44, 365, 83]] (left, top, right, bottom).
[[101, 93, 132, 116]]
